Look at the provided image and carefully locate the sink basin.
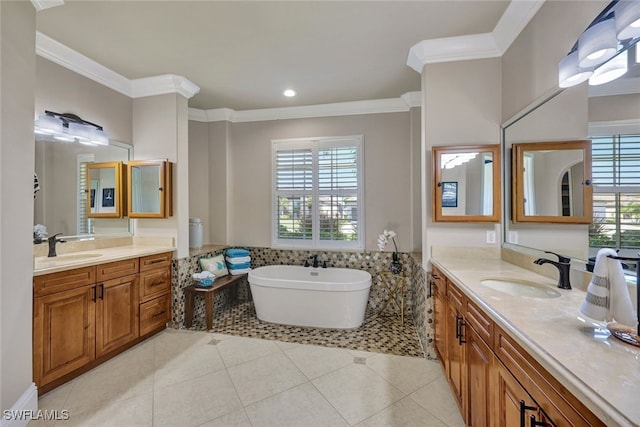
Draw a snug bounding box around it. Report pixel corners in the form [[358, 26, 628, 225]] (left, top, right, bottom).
[[53, 253, 102, 261], [480, 278, 561, 299]]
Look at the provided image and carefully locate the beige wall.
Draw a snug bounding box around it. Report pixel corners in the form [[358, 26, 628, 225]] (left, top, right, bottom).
[[190, 111, 418, 252], [132, 94, 190, 258], [589, 93, 640, 123], [422, 58, 502, 263], [35, 57, 133, 144], [1, 0, 36, 412], [501, 0, 607, 122]]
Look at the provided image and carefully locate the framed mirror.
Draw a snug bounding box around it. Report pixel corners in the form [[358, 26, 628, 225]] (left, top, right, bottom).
[[34, 138, 132, 238], [87, 161, 125, 218], [432, 144, 501, 222], [127, 160, 173, 218], [512, 140, 592, 224]]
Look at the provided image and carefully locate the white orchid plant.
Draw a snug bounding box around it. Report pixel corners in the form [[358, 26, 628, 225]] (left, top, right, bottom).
[[377, 229, 399, 262]]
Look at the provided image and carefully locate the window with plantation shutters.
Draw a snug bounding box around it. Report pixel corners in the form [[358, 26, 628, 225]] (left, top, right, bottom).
[[272, 136, 363, 249], [590, 135, 640, 250]]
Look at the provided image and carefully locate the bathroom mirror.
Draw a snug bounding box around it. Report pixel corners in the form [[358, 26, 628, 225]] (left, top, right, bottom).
[[432, 144, 500, 222], [127, 160, 173, 218], [512, 140, 592, 224], [34, 138, 132, 238], [87, 161, 125, 218]]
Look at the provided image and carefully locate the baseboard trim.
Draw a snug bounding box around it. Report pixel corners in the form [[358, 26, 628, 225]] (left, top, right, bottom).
[[1, 383, 38, 427]]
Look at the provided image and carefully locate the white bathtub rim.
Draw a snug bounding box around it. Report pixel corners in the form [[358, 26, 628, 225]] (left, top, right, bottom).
[[248, 265, 372, 292]]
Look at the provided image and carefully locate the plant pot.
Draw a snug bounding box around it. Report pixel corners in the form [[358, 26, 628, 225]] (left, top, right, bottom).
[[390, 261, 403, 275]]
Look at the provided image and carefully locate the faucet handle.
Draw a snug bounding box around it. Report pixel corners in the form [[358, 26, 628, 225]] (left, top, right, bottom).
[[544, 251, 570, 264]]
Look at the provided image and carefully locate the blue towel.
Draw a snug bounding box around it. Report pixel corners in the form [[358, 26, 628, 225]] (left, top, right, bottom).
[[226, 248, 250, 257], [227, 261, 250, 270]]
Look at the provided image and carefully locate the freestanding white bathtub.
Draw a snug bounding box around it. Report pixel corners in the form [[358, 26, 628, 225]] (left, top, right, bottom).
[[248, 265, 372, 329]]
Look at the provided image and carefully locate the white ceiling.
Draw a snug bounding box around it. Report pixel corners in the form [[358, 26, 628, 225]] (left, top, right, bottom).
[[35, 1, 511, 111]]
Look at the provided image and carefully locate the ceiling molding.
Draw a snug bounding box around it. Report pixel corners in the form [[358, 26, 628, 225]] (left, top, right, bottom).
[[35, 32, 200, 99], [407, 0, 546, 73], [188, 92, 421, 123], [588, 119, 640, 136], [31, 0, 64, 12], [131, 75, 200, 99]]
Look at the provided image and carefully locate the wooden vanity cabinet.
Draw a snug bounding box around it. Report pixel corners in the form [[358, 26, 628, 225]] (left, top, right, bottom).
[[33, 252, 172, 394], [431, 267, 447, 363], [431, 268, 605, 427], [33, 275, 96, 388]]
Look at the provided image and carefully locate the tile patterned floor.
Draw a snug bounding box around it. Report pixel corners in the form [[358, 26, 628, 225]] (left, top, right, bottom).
[[186, 300, 424, 358], [29, 330, 464, 427]]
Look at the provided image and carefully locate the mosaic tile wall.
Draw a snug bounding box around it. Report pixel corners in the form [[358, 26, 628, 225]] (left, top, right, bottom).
[[170, 247, 417, 329], [411, 265, 435, 359]]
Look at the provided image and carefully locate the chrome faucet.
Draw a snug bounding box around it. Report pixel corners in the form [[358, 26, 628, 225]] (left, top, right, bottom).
[[533, 251, 571, 289], [47, 232, 66, 257]]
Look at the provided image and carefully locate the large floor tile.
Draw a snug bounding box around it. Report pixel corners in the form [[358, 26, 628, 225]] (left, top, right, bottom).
[[227, 352, 307, 405], [357, 396, 448, 427], [284, 343, 356, 379], [54, 391, 153, 427], [153, 370, 243, 427], [245, 382, 348, 427], [409, 376, 465, 427], [214, 335, 281, 368], [365, 353, 444, 394], [153, 338, 226, 389], [197, 409, 252, 427], [312, 363, 405, 425]]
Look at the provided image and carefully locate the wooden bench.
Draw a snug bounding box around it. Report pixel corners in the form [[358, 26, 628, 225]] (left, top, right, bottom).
[[184, 273, 248, 330]]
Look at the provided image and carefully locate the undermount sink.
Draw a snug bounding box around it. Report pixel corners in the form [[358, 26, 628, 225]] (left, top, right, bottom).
[[480, 278, 561, 299], [53, 253, 102, 261], [36, 253, 103, 265]]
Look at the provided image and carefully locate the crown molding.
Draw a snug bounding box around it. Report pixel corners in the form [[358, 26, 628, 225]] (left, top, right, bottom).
[[588, 119, 640, 136], [131, 75, 200, 99], [188, 91, 421, 123], [588, 76, 640, 97], [35, 32, 200, 99], [407, 0, 546, 73], [31, 0, 64, 11]]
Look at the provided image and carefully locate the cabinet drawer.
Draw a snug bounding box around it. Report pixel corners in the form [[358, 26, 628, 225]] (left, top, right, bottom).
[[494, 326, 605, 427], [97, 258, 139, 282], [34, 266, 96, 297], [465, 299, 493, 345], [139, 268, 171, 302], [140, 293, 171, 336], [139, 252, 172, 272], [446, 280, 465, 310]]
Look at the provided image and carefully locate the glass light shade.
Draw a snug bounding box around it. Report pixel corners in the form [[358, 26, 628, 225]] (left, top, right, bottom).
[[615, 1, 640, 40], [558, 51, 594, 88], [67, 122, 91, 141], [35, 114, 62, 134], [89, 128, 109, 145], [589, 50, 628, 85], [578, 18, 619, 68]]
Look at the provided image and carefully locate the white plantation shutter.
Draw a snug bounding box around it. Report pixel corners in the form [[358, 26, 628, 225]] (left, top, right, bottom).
[[590, 135, 640, 249], [272, 136, 363, 249]]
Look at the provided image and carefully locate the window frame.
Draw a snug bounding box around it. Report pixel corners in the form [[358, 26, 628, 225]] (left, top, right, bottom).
[[271, 135, 364, 250]]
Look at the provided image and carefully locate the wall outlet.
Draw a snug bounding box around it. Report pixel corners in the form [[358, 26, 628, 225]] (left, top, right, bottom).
[[486, 230, 496, 244], [508, 231, 519, 244]]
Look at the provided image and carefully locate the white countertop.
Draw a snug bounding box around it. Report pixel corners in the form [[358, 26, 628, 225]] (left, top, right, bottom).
[[431, 255, 639, 427], [33, 244, 175, 276]]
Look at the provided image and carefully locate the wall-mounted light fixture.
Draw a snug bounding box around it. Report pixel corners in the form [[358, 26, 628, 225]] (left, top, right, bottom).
[[34, 111, 109, 146], [559, 0, 640, 88]]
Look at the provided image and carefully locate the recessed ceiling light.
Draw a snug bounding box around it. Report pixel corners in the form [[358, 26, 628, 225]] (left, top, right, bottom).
[[283, 89, 296, 97]]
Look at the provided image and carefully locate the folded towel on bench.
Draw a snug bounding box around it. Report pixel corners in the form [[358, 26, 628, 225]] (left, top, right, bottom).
[[226, 255, 251, 264], [226, 248, 250, 257]]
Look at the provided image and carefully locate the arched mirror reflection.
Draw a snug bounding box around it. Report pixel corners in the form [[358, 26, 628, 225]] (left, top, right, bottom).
[[432, 144, 501, 222]]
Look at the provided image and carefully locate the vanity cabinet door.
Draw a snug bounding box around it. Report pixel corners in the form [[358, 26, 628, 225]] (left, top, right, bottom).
[[95, 274, 139, 357], [446, 282, 466, 412], [432, 268, 447, 364], [464, 324, 493, 427], [33, 285, 96, 387], [494, 361, 537, 427]]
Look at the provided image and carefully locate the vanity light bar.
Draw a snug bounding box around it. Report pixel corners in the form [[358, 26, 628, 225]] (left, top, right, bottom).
[[34, 111, 109, 146]]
